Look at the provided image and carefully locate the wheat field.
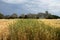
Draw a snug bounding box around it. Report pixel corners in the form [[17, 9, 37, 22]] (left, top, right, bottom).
[[0, 19, 16, 40], [0, 19, 60, 40], [40, 19, 60, 28]]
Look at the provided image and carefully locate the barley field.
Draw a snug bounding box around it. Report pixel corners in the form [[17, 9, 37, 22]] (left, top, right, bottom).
[[0, 19, 60, 40]]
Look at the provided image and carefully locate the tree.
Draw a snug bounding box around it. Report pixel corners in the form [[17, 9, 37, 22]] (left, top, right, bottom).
[[4, 15, 10, 19], [9, 13, 18, 19], [51, 15, 60, 19], [46, 15, 60, 19], [45, 11, 49, 14], [24, 15, 28, 18], [27, 13, 37, 18], [0, 13, 4, 19], [19, 14, 25, 18]]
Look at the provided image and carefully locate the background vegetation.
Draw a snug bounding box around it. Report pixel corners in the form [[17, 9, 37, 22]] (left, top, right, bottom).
[[0, 11, 60, 19]]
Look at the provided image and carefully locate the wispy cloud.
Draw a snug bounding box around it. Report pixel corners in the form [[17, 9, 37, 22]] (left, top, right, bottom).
[[1, 0, 60, 16], [24, 0, 60, 15], [2, 0, 28, 4]]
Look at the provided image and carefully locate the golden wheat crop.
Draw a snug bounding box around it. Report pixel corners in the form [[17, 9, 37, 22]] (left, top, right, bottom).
[[0, 19, 60, 40], [39, 19, 60, 28], [0, 19, 16, 40]]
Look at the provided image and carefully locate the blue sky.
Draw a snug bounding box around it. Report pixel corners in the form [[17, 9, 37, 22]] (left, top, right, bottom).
[[0, 0, 60, 16]]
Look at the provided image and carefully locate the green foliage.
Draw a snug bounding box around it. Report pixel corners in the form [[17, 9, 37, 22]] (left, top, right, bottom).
[[0, 13, 4, 19], [9, 13, 18, 19], [4, 15, 10, 19], [46, 15, 60, 19], [0, 11, 60, 19]]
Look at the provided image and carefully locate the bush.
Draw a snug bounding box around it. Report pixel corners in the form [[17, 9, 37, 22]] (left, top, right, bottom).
[[0, 13, 4, 19]]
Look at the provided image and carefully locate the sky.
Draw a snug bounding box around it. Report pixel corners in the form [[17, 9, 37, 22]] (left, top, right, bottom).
[[0, 0, 60, 16]]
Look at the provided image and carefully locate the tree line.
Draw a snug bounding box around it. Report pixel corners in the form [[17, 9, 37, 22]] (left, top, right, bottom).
[[0, 11, 60, 19]]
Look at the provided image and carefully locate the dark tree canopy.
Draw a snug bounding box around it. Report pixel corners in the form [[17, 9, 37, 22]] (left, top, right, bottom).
[[4, 15, 10, 19], [9, 13, 18, 19], [0, 13, 4, 19], [0, 11, 60, 19]]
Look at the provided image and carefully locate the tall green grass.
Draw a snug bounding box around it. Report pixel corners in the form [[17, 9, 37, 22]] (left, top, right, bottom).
[[8, 19, 60, 40]]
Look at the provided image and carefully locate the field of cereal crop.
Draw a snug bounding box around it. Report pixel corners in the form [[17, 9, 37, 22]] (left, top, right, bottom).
[[0, 19, 60, 40]]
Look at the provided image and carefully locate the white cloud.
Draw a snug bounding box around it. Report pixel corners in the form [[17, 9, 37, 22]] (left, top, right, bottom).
[[24, 0, 60, 15], [2, 0, 27, 4], [1, 0, 60, 16]]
